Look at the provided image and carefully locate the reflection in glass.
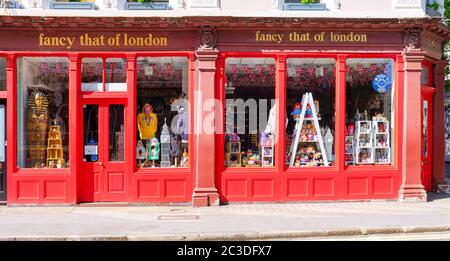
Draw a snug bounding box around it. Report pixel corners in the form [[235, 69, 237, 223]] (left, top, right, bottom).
[[423, 101, 428, 158], [81, 58, 103, 92], [109, 105, 125, 162], [0, 58, 5, 91], [17, 57, 70, 168], [83, 105, 98, 162], [106, 58, 127, 92]]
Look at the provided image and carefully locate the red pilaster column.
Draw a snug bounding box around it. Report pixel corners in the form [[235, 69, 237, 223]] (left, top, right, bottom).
[[5, 53, 15, 204], [126, 53, 136, 201], [68, 53, 80, 204], [192, 48, 220, 207], [399, 50, 427, 202], [432, 60, 449, 193]]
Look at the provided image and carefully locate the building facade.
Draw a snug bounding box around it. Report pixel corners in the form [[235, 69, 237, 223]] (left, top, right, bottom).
[[0, 0, 448, 206]]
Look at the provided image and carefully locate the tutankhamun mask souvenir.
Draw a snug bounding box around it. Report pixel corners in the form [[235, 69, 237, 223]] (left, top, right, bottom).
[[26, 91, 49, 168]]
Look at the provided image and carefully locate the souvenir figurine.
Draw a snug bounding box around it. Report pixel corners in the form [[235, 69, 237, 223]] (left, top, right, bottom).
[[305, 104, 313, 118], [136, 140, 146, 160], [170, 135, 181, 167], [314, 100, 320, 117], [314, 153, 323, 163], [56, 159, 63, 169], [180, 149, 189, 167], [291, 102, 302, 120], [295, 155, 301, 167], [147, 137, 160, 168], [363, 110, 369, 121]]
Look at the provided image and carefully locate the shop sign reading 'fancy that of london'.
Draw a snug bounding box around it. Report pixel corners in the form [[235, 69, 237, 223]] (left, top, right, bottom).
[[255, 31, 368, 43], [38, 33, 168, 49]]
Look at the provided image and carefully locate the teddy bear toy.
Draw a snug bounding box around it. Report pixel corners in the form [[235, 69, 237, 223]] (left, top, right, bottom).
[[305, 104, 313, 118], [291, 102, 302, 120], [314, 153, 323, 163]]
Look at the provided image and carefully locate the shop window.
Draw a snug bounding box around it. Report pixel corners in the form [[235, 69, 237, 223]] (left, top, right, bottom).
[[286, 58, 336, 167], [421, 66, 429, 85], [16, 57, 69, 169], [345, 58, 394, 166], [224, 58, 276, 168], [81, 57, 127, 92], [136, 57, 188, 168], [0, 58, 5, 91], [106, 58, 127, 91]]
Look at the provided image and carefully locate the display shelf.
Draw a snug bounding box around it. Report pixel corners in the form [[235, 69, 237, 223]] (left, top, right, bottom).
[[373, 120, 391, 164], [355, 121, 373, 164]]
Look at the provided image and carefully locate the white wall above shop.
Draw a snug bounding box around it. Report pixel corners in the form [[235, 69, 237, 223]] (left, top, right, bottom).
[[0, 0, 439, 18]]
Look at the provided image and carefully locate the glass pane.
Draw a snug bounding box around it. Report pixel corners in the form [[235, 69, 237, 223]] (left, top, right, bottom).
[[0, 58, 6, 91], [81, 58, 103, 92], [346, 58, 394, 166], [286, 58, 336, 168], [136, 57, 189, 168], [83, 105, 98, 162], [421, 67, 429, 86], [16, 57, 70, 168], [224, 58, 276, 168], [109, 105, 124, 162], [423, 100, 428, 158], [105, 58, 127, 92]]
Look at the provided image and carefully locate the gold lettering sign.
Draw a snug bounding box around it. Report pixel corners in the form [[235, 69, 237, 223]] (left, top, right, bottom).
[[38, 33, 168, 50], [256, 31, 368, 43]]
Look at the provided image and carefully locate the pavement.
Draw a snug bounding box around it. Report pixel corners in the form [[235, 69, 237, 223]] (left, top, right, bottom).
[[1, 193, 450, 241]]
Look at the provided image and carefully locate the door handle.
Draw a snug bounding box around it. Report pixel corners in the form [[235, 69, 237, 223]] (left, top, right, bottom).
[[98, 162, 105, 168]]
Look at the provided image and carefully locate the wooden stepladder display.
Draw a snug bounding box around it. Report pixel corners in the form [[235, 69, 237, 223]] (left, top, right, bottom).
[[289, 92, 329, 167]]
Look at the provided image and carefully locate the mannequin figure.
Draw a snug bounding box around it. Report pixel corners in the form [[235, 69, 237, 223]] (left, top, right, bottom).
[[137, 103, 158, 140], [176, 106, 188, 143]]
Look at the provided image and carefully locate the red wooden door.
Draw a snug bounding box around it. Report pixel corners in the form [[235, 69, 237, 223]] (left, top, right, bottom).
[[421, 86, 435, 192], [79, 101, 127, 202]]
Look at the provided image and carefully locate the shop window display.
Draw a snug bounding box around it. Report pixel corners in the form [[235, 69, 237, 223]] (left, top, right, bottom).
[[286, 58, 336, 167], [224, 58, 276, 168], [16, 57, 69, 168], [136, 57, 188, 168], [0, 58, 5, 91], [345, 58, 394, 166]]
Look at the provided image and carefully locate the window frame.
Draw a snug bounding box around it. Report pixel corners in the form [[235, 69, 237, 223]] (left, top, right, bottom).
[[343, 54, 399, 173], [81, 54, 128, 94], [12, 53, 72, 175]]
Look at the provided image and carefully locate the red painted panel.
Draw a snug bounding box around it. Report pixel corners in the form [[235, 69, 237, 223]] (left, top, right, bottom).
[[373, 177, 393, 195], [251, 179, 274, 198], [286, 179, 309, 197], [107, 172, 125, 193], [225, 179, 247, 198], [312, 178, 335, 197], [165, 179, 186, 198], [347, 177, 369, 196], [94, 172, 99, 193], [137, 180, 160, 199], [44, 181, 67, 200], [17, 181, 39, 200]]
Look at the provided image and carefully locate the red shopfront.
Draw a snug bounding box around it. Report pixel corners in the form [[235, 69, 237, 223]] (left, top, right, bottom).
[[0, 16, 448, 206]]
